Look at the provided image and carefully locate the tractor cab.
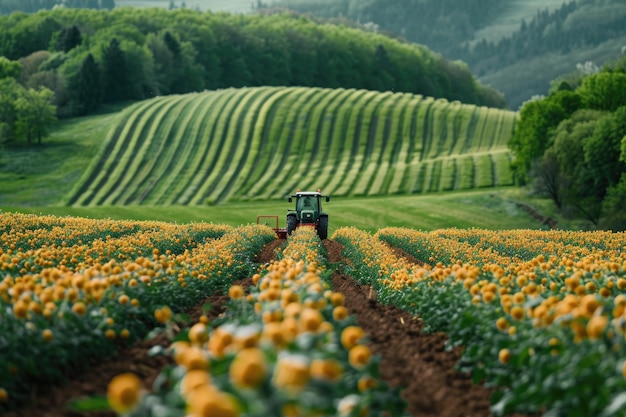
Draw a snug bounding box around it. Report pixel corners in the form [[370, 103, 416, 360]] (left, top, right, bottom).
[[296, 195, 319, 223], [286, 190, 330, 239]]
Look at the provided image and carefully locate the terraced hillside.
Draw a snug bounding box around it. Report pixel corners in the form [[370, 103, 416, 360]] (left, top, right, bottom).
[[66, 86, 517, 206]]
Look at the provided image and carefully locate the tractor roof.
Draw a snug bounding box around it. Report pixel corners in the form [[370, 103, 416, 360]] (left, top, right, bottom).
[[295, 191, 322, 196]]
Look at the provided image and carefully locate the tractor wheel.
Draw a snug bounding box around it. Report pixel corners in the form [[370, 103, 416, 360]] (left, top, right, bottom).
[[287, 215, 297, 235], [318, 215, 328, 240]]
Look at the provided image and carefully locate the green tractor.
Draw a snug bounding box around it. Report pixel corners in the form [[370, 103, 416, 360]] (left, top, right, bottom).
[[286, 190, 330, 240]]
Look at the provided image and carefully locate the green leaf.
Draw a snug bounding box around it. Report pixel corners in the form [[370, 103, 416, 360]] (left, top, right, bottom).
[[600, 392, 626, 417], [67, 395, 111, 412]]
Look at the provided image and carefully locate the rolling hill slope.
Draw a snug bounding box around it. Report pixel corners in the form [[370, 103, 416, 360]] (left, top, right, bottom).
[[64, 86, 517, 206]]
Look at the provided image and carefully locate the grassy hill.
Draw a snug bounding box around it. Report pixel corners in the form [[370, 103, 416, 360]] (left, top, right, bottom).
[[57, 86, 516, 207], [1, 85, 580, 231]]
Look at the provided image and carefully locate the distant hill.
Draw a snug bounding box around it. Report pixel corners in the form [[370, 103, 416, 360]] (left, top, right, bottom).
[[0, 0, 114, 14], [264, 0, 626, 109]]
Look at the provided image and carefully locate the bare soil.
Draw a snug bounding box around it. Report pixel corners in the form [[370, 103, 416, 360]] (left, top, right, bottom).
[[7, 238, 526, 417]]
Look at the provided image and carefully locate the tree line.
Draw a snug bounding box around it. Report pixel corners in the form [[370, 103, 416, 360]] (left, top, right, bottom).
[[0, 7, 506, 136], [509, 56, 626, 229]]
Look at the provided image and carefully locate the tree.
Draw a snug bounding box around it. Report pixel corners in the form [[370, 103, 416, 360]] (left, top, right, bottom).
[[18, 50, 51, 85], [15, 87, 56, 144], [55, 25, 83, 53], [0, 57, 22, 80], [531, 149, 562, 209], [69, 53, 102, 115], [369, 44, 395, 92], [548, 109, 605, 224], [27, 70, 68, 109], [146, 33, 175, 95], [578, 72, 626, 112], [0, 78, 24, 142], [101, 38, 129, 102], [583, 107, 626, 197], [509, 90, 581, 184]]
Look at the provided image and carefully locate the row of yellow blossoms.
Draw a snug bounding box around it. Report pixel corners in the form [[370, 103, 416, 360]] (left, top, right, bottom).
[[0, 213, 232, 276], [0, 213, 275, 411], [106, 227, 407, 417], [334, 226, 626, 417]]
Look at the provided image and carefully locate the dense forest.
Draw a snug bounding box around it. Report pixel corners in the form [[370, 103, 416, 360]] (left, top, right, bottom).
[[266, 0, 626, 108], [0, 7, 506, 144], [510, 56, 626, 229]]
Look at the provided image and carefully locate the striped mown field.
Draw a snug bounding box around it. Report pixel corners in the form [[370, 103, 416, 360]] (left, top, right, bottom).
[[65, 86, 517, 206]]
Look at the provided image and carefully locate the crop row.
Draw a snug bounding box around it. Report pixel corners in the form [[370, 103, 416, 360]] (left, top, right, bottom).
[[333, 226, 626, 416], [0, 214, 276, 411], [105, 227, 406, 417], [65, 86, 517, 206]]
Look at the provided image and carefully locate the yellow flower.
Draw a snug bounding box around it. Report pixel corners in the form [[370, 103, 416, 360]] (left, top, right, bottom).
[[229, 348, 267, 388], [310, 358, 343, 382], [208, 328, 233, 358], [357, 375, 377, 392], [495, 317, 509, 331], [154, 306, 172, 324], [189, 323, 209, 346], [72, 302, 87, 316], [299, 308, 323, 333], [330, 292, 345, 306], [13, 301, 28, 319], [348, 345, 371, 369], [333, 306, 349, 321], [107, 373, 143, 414], [187, 385, 240, 417], [510, 306, 525, 321], [229, 285, 245, 300], [341, 326, 364, 349], [179, 346, 208, 371], [273, 354, 310, 393], [262, 322, 285, 347], [586, 316, 608, 340], [42, 329, 53, 342], [498, 348, 511, 364], [0, 387, 8, 402], [180, 369, 211, 397]]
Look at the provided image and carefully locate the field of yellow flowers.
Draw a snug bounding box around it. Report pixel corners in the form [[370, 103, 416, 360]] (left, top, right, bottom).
[[108, 227, 406, 417], [0, 213, 275, 409], [334, 226, 626, 417], [3, 212, 626, 417]]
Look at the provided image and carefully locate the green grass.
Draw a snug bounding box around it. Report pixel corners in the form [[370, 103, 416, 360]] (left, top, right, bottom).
[[0, 111, 117, 206], [1, 86, 521, 233], [0, 188, 559, 233]]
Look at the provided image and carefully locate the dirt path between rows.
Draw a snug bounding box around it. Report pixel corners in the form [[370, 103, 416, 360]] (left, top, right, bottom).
[[324, 239, 529, 417]]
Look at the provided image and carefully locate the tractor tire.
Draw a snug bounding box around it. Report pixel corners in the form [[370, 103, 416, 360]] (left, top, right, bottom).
[[318, 215, 328, 240], [287, 215, 297, 236]]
